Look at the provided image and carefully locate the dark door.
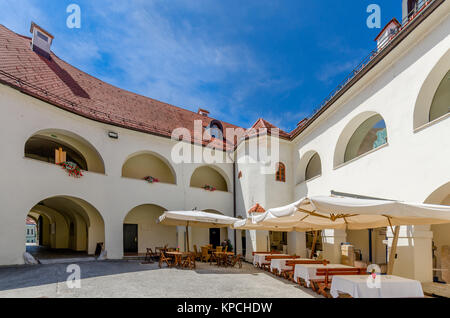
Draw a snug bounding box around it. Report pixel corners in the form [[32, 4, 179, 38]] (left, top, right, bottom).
[[241, 235, 246, 257], [123, 224, 138, 254], [38, 216, 43, 246], [209, 228, 220, 248]]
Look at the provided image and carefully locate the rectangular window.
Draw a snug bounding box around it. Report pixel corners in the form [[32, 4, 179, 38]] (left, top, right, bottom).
[[37, 31, 49, 42]]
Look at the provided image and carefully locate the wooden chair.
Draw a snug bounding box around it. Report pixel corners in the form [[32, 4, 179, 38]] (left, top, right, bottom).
[[158, 251, 172, 268], [209, 251, 219, 266], [193, 245, 202, 261], [310, 267, 367, 297], [182, 252, 196, 270], [201, 246, 210, 262], [216, 246, 223, 253], [228, 254, 243, 269], [144, 248, 157, 263]]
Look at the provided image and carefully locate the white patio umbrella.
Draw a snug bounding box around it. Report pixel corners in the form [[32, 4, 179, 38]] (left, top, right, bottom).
[[234, 196, 450, 273], [157, 210, 239, 252]]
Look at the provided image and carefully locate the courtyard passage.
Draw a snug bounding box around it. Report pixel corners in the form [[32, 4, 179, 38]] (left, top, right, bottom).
[[0, 261, 321, 298]]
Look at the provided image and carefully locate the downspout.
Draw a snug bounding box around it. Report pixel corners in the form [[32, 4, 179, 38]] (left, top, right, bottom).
[[233, 160, 237, 255]]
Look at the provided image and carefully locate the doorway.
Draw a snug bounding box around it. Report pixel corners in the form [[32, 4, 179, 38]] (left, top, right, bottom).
[[241, 230, 246, 257], [123, 224, 138, 254], [209, 228, 220, 248]]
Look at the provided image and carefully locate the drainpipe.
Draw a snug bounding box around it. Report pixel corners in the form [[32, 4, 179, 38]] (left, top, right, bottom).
[[233, 161, 237, 255]]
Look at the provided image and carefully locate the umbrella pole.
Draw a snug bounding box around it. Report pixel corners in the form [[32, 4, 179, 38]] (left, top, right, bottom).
[[310, 231, 319, 259], [387, 226, 400, 275], [186, 222, 190, 253]]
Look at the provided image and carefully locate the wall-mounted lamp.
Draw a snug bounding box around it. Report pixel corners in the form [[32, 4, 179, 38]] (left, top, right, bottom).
[[108, 131, 119, 139]]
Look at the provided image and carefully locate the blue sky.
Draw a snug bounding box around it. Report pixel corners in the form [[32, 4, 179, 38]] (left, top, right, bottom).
[[0, 0, 401, 131]]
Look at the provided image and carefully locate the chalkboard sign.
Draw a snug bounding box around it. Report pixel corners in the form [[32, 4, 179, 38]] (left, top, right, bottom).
[[95, 242, 104, 257]]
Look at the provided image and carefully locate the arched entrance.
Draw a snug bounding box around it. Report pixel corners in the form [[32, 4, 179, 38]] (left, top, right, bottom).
[[425, 182, 450, 283], [26, 196, 105, 261], [123, 204, 176, 255]]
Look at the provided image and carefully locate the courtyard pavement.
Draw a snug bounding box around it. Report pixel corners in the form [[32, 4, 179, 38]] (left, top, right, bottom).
[[0, 260, 321, 298]]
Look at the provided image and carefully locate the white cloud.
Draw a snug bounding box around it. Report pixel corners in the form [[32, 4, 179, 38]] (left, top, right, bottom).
[[0, 0, 302, 129]]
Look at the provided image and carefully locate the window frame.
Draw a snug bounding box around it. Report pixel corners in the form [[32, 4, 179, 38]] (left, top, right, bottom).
[[275, 162, 286, 182]]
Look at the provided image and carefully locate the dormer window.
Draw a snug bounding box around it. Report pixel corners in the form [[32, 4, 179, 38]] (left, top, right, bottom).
[[207, 123, 223, 139], [205, 120, 224, 140], [30, 22, 54, 60], [37, 31, 49, 42], [408, 0, 419, 17]]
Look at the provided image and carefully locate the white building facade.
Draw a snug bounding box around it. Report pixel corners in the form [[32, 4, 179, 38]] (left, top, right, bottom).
[[0, 0, 449, 283]]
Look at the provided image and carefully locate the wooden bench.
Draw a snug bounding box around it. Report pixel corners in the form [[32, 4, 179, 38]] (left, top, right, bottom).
[[252, 251, 281, 256], [253, 251, 281, 270], [284, 260, 330, 282], [310, 267, 367, 298], [265, 255, 302, 275]]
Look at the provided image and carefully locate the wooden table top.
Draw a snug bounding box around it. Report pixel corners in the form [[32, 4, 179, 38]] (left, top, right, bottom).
[[166, 251, 185, 256]]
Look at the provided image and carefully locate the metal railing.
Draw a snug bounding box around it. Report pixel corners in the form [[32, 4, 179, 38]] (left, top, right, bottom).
[[0, 0, 441, 139], [301, 0, 438, 130]]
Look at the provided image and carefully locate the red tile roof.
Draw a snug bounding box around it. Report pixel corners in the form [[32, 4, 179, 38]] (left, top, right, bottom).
[[244, 118, 290, 140], [26, 217, 36, 225], [248, 203, 266, 213], [0, 24, 244, 150]]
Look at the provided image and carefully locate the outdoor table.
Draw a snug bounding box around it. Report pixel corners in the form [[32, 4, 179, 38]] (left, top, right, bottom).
[[166, 251, 185, 267], [330, 275, 424, 298], [270, 258, 310, 274], [253, 254, 288, 267], [214, 252, 234, 266], [293, 263, 352, 287]]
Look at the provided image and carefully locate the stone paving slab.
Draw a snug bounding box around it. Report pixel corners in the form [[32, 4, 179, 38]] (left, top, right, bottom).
[[0, 261, 321, 298]]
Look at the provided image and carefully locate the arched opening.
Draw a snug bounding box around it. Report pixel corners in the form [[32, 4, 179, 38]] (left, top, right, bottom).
[[334, 112, 388, 167], [24, 129, 105, 174], [25, 196, 105, 261], [296, 151, 322, 184], [190, 166, 229, 192], [414, 49, 450, 129], [425, 182, 450, 284], [306, 153, 322, 181], [122, 152, 176, 184], [429, 69, 450, 122], [123, 204, 176, 255]]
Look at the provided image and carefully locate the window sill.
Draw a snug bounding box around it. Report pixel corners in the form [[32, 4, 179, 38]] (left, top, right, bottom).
[[334, 143, 389, 170], [414, 112, 450, 133], [120, 176, 177, 186], [23, 157, 107, 176], [296, 174, 322, 186]]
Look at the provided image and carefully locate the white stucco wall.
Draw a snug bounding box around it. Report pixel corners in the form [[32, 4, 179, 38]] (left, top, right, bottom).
[[290, 3, 450, 281], [0, 2, 448, 283]]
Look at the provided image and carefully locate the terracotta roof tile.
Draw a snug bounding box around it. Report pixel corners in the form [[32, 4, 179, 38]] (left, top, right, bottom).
[[248, 203, 266, 213], [0, 24, 242, 150]]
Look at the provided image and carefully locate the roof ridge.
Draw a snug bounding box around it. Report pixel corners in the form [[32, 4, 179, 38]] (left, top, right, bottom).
[[0, 24, 242, 130]]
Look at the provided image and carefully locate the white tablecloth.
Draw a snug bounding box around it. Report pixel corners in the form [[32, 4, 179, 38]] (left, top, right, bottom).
[[293, 264, 351, 287], [330, 275, 424, 298], [253, 254, 288, 267], [270, 258, 310, 274]]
